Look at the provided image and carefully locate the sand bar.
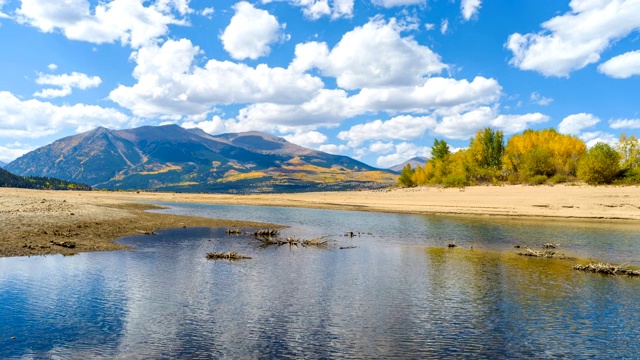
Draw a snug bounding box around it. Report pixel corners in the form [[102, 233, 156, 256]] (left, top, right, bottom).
[[0, 188, 275, 258], [2, 185, 639, 257], [109, 184, 640, 221]]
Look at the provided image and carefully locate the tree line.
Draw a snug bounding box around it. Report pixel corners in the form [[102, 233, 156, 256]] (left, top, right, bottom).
[[0, 168, 91, 190], [399, 128, 640, 187]]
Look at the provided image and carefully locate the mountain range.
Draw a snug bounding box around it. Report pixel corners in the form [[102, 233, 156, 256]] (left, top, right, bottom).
[[389, 156, 429, 173], [6, 125, 395, 193], [0, 160, 6, 168]]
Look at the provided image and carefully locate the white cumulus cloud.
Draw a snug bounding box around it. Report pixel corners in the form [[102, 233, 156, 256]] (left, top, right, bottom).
[[376, 142, 431, 168], [609, 118, 640, 129], [284, 0, 353, 20], [0, 91, 131, 139], [109, 39, 324, 118], [283, 130, 328, 149], [507, 0, 640, 77], [337, 115, 436, 147], [433, 106, 549, 140], [580, 131, 618, 147], [461, 0, 481, 21], [371, 0, 425, 8], [16, 0, 189, 48], [220, 2, 284, 60], [598, 50, 640, 78], [0, 145, 35, 164], [33, 72, 102, 98], [290, 17, 447, 89], [558, 113, 600, 135], [350, 76, 501, 113]]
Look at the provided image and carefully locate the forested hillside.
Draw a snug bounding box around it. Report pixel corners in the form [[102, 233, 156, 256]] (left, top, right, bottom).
[[0, 168, 91, 190]]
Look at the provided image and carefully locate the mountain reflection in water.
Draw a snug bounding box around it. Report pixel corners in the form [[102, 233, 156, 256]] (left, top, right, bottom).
[[1, 204, 638, 358]]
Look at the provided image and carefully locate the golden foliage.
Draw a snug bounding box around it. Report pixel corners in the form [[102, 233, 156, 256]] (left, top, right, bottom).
[[139, 165, 182, 175]]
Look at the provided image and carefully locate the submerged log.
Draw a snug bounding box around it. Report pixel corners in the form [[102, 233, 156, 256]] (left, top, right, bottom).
[[517, 247, 567, 259], [206, 251, 252, 260], [50, 240, 76, 249], [573, 262, 640, 277], [254, 228, 279, 237], [226, 228, 243, 235]]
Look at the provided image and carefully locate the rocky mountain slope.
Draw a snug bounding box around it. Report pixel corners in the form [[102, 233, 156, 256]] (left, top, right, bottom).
[[389, 156, 429, 173], [7, 125, 395, 193]]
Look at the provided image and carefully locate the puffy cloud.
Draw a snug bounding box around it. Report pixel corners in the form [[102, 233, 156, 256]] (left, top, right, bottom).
[[433, 106, 549, 140], [558, 113, 600, 135], [461, 0, 481, 21], [609, 118, 640, 129], [580, 131, 618, 147], [0, 91, 131, 139], [331, 0, 354, 18], [598, 50, 640, 78], [220, 2, 284, 60], [16, 0, 188, 48], [201, 7, 214, 18], [283, 130, 328, 148], [0, 145, 35, 163], [318, 143, 349, 155], [33, 72, 102, 98], [337, 115, 436, 147], [291, 17, 447, 89], [285, 0, 353, 19], [375, 142, 431, 168], [231, 75, 502, 132], [369, 141, 395, 153], [109, 39, 324, 118], [371, 0, 425, 7], [181, 115, 228, 135], [234, 89, 351, 131], [530, 92, 553, 106], [350, 76, 501, 113], [491, 113, 550, 135], [507, 0, 640, 77], [47, 63, 58, 71]]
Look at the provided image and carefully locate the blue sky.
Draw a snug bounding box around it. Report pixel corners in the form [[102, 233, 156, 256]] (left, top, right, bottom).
[[0, 0, 639, 167]]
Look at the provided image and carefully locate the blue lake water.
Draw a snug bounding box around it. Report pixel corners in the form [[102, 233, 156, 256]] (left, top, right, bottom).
[[1, 203, 639, 359]]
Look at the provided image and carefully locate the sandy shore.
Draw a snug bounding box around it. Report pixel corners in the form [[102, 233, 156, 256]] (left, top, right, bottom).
[[0, 188, 274, 258], [2, 184, 639, 257], [106, 184, 640, 222]]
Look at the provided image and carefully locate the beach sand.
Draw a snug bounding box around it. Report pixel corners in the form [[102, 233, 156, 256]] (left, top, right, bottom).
[[2, 184, 639, 257], [0, 188, 274, 258]]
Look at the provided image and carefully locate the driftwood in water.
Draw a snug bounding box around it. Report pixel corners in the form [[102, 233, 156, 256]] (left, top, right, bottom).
[[517, 247, 568, 259], [542, 243, 558, 249], [206, 251, 252, 260], [50, 240, 76, 249], [254, 228, 279, 237], [339, 246, 358, 250], [573, 262, 640, 277], [226, 228, 243, 235], [253, 233, 330, 248]]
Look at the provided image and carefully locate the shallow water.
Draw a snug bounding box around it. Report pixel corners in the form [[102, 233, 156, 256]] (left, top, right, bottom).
[[1, 203, 639, 359]]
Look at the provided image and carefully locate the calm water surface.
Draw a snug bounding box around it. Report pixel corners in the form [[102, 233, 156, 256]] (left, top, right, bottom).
[[1, 203, 639, 359]]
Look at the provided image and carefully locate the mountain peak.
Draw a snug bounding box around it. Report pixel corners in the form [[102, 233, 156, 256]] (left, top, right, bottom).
[[7, 124, 395, 193], [389, 156, 429, 173]]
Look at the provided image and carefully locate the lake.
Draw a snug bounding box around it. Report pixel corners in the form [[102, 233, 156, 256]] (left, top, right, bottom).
[[1, 203, 639, 358]]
